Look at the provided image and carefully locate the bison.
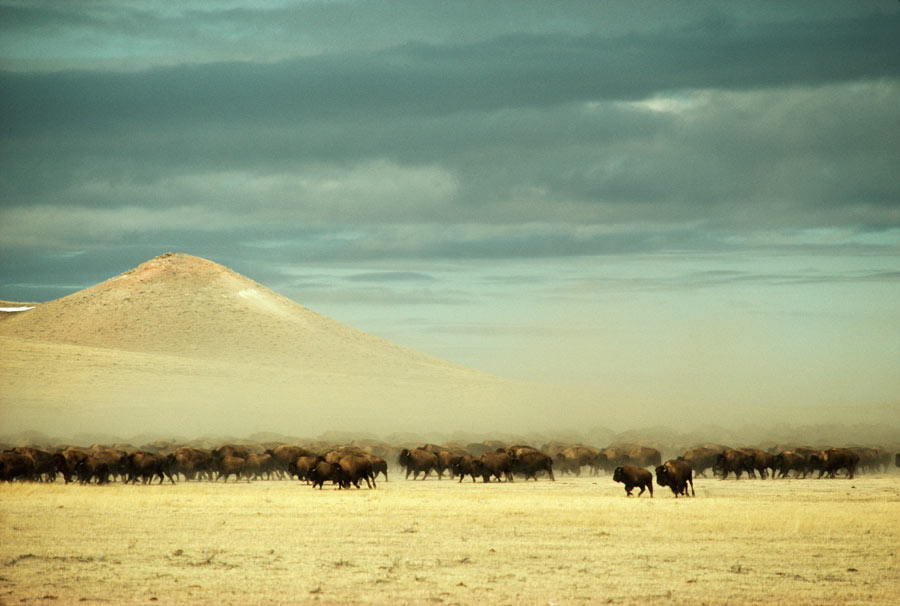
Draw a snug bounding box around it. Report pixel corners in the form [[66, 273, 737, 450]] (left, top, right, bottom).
[[655, 459, 694, 498], [244, 453, 276, 481], [774, 451, 807, 479], [212, 444, 251, 462], [308, 458, 345, 489], [601, 444, 662, 469], [679, 447, 722, 478], [125, 451, 175, 484], [290, 455, 318, 483], [215, 455, 246, 483], [715, 449, 755, 480], [337, 454, 376, 489], [398, 448, 439, 480], [0, 451, 35, 482], [452, 455, 484, 483], [556, 446, 597, 476], [52, 448, 89, 484], [479, 450, 513, 483], [266, 445, 317, 476], [366, 454, 388, 482], [613, 465, 653, 497], [511, 451, 554, 481], [814, 448, 860, 479], [738, 448, 775, 479], [75, 455, 110, 485], [434, 450, 461, 480], [12, 447, 56, 482], [171, 447, 214, 481]]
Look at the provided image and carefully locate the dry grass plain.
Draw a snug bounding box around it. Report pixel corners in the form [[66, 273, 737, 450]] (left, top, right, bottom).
[[2, 474, 899, 606]]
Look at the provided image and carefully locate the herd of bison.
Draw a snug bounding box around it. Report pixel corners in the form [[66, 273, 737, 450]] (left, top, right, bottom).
[[1, 439, 898, 498]]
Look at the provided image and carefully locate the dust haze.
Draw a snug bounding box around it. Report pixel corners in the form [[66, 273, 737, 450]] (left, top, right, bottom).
[[1, 253, 898, 451]]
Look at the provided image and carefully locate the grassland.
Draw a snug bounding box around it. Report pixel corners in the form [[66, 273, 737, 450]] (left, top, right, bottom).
[[2, 474, 899, 605]]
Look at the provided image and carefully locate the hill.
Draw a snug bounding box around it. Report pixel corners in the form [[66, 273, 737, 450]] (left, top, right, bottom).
[[0, 253, 542, 438]]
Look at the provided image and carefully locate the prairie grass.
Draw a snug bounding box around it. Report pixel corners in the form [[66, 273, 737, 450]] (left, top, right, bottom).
[[1, 475, 898, 605]]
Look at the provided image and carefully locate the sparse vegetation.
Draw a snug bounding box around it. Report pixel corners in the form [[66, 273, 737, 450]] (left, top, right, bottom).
[[1, 476, 898, 605]]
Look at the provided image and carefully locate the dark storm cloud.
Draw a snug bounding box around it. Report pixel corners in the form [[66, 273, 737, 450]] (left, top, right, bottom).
[[3, 11, 898, 135], [1, 3, 899, 301]]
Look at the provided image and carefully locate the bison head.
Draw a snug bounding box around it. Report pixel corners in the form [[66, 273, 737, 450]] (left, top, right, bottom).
[[612, 467, 625, 483], [654, 464, 670, 486], [398, 449, 411, 466]]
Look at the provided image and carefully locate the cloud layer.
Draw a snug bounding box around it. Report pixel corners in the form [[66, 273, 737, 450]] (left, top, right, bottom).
[[1, 2, 898, 424]]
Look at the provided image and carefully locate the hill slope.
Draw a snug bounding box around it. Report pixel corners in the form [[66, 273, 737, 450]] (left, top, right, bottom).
[[0, 252, 471, 377], [0, 253, 543, 438]]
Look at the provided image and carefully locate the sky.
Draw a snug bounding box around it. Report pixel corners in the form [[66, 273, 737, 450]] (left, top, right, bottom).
[[1, 1, 899, 428]]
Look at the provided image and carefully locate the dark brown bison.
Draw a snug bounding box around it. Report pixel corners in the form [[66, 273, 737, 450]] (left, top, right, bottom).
[[90, 449, 127, 482], [337, 454, 376, 489], [12, 447, 56, 482], [738, 448, 775, 479], [814, 448, 860, 479], [323, 447, 357, 464], [613, 465, 653, 497], [125, 451, 175, 484], [172, 447, 214, 481], [896, 452, 900, 469], [655, 459, 694, 498], [366, 454, 388, 482], [266, 445, 317, 476], [324, 448, 387, 482], [212, 444, 251, 461], [398, 448, 439, 480], [290, 455, 318, 483], [680, 447, 722, 478], [715, 449, 755, 479], [452, 455, 484, 483], [308, 458, 345, 489], [215, 456, 246, 483], [75, 455, 110, 484], [418, 443, 445, 456], [52, 447, 90, 484], [434, 451, 461, 479], [245, 453, 276, 480], [511, 451, 554, 481], [786, 447, 820, 478], [505, 445, 539, 459], [774, 451, 807, 478], [0, 451, 35, 482], [479, 450, 513, 482]]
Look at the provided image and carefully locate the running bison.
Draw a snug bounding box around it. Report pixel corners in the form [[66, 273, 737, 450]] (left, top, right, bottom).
[[398, 448, 439, 480], [452, 455, 484, 483], [655, 459, 695, 498], [613, 465, 653, 497], [812, 448, 860, 479], [510, 451, 555, 481]]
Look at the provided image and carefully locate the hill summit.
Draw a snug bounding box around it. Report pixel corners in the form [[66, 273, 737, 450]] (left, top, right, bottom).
[[0, 252, 468, 376], [1, 253, 543, 438]]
